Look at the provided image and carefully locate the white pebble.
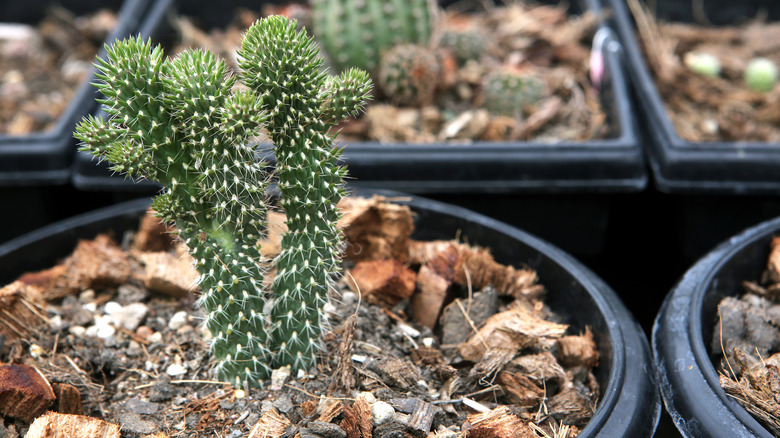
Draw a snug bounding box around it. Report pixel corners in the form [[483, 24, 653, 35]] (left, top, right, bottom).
[[166, 363, 187, 377], [68, 325, 85, 337], [397, 323, 420, 338], [168, 311, 189, 330], [104, 301, 123, 314], [270, 366, 291, 391], [83, 302, 96, 312], [148, 332, 163, 343], [371, 401, 395, 426]]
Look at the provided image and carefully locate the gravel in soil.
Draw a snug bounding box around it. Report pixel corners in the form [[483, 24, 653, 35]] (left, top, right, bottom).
[[0, 197, 600, 437], [0, 6, 116, 134]]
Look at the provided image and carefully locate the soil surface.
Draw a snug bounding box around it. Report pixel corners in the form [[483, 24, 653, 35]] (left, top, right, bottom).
[[169, 1, 608, 144], [0, 197, 600, 437], [713, 236, 780, 434], [0, 6, 116, 134], [629, 0, 780, 142]]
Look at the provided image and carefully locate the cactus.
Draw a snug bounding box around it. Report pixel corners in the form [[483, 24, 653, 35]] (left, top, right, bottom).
[[439, 29, 485, 66], [744, 57, 779, 92], [480, 70, 546, 118], [74, 16, 372, 389], [310, 0, 438, 73], [378, 44, 440, 107]]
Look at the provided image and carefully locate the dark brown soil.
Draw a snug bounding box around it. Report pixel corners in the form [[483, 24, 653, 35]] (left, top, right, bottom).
[[0, 197, 600, 437], [629, 0, 780, 142], [0, 6, 116, 134]]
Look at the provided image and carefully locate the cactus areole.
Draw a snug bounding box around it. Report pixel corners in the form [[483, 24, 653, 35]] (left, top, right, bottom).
[[75, 16, 372, 389]]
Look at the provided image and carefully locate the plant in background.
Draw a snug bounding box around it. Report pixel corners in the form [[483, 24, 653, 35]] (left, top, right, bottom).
[[439, 29, 485, 66], [744, 57, 779, 92], [480, 70, 546, 118], [75, 16, 371, 389], [310, 0, 438, 74], [378, 44, 440, 107], [683, 52, 721, 78]]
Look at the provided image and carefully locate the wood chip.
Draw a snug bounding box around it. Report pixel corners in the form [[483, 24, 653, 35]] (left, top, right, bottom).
[[131, 209, 174, 252], [767, 236, 780, 284], [34, 234, 131, 299], [556, 327, 599, 368], [346, 259, 416, 308], [25, 411, 120, 438], [341, 395, 373, 438], [339, 196, 414, 263], [136, 251, 198, 297], [465, 405, 535, 438], [0, 281, 46, 343], [458, 307, 568, 362], [410, 264, 451, 329], [0, 363, 55, 423], [247, 407, 291, 438], [407, 241, 543, 299], [390, 398, 442, 436], [51, 382, 82, 415]]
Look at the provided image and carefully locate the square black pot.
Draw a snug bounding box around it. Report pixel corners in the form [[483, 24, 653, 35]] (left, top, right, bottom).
[[606, 0, 780, 194], [72, 0, 647, 194], [0, 0, 154, 186]]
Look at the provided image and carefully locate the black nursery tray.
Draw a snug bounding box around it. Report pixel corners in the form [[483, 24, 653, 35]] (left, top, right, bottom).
[[0, 0, 153, 186], [72, 0, 647, 195], [607, 0, 780, 195]]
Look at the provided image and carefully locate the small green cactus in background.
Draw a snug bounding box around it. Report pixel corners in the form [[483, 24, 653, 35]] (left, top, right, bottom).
[[439, 29, 485, 66], [683, 52, 721, 78], [378, 44, 440, 107], [310, 0, 438, 73], [480, 70, 546, 118], [75, 16, 371, 389], [744, 57, 779, 92]]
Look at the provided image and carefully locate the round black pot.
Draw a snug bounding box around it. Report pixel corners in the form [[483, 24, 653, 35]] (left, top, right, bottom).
[[653, 215, 780, 437], [0, 189, 659, 436]]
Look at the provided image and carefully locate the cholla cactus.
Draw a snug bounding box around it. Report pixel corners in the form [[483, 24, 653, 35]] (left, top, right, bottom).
[[378, 44, 440, 107], [310, 0, 438, 73], [75, 16, 371, 388], [480, 70, 546, 118]]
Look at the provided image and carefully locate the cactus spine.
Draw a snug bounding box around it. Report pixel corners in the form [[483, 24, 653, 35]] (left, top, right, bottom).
[[378, 44, 440, 107], [310, 0, 438, 73], [75, 16, 371, 388]]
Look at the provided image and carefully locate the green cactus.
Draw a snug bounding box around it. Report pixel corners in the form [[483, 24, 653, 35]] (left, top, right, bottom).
[[378, 44, 440, 107], [439, 29, 485, 66], [75, 16, 371, 389], [310, 0, 438, 73], [480, 70, 546, 118]]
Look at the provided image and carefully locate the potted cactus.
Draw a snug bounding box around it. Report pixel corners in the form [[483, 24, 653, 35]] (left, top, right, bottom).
[[607, 0, 780, 194], [0, 13, 663, 436]]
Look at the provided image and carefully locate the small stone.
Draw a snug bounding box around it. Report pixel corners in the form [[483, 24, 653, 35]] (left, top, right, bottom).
[[371, 401, 395, 426], [68, 325, 86, 337], [270, 366, 291, 391], [79, 289, 95, 303], [136, 326, 154, 340], [308, 420, 347, 438], [117, 284, 148, 305], [117, 412, 157, 435], [272, 395, 293, 413], [125, 398, 159, 415], [148, 332, 163, 343], [168, 311, 188, 330], [166, 364, 187, 377], [48, 315, 64, 331], [149, 376, 175, 403], [219, 399, 235, 410], [107, 302, 148, 331]]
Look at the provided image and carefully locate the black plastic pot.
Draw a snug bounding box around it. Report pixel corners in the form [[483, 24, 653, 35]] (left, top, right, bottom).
[[0, 188, 659, 436], [606, 0, 780, 194], [653, 215, 780, 437], [72, 0, 647, 194], [0, 0, 154, 186]]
